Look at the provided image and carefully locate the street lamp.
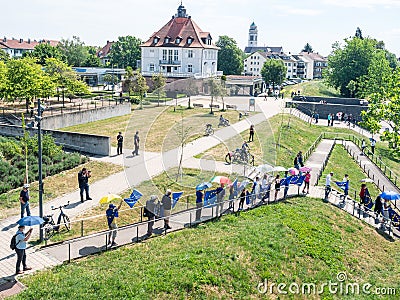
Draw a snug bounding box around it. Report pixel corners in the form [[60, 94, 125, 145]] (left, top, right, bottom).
[[28, 98, 45, 241]]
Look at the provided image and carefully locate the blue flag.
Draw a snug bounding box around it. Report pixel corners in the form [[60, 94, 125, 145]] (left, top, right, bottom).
[[172, 191, 183, 209], [124, 189, 142, 208], [281, 176, 291, 187], [291, 175, 306, 186], [335, 181, 349, 190], [245, 191, 251, 205], [204, 189, 218, 207], [232, 178, 238, 197]]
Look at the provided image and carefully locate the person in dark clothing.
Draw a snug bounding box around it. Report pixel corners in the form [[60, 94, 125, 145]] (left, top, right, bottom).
[[374, 196, 383, 217], [293, 155, 299, 169], [297, 151, 304, 167], [106, 201, 123, 246], [239, 188, 246, 210], [20, 184, 31, 218], [274, 174, 281, 200], [14, 225, 33, 275], [117, 132, 123, 155], [78, 168, 92, 203], [133, 131, 140, 156], [145, 195, 158, 237], [195, 190, 204, 221], [161, 189, 172, 229], [248, 125, 255, 142]]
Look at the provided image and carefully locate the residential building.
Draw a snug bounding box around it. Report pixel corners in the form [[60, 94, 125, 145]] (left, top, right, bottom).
[[0, 37, 58, 58], [140, 3, 220, 79], [97, 41, 114, 65], [298, 52, 328, 79]]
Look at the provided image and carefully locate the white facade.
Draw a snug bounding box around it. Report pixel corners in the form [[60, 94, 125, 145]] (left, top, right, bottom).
[[243, 52, 266, 76]]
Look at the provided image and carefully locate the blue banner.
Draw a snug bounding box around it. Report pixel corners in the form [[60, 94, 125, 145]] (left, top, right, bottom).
[[204, 189, 218, 207], [335, 181, 349, 190], [281, 176, 291, 187], [172, 191, 183, 209], [245, 191, 251, 205], [124, 189, 142, 208], [290, 175, 306, 186], [232, 178, 238, 197]]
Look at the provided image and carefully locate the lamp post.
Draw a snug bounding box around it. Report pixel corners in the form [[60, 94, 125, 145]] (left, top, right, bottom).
[[37, 99, 44, 241], [112, 65, 115, 100]]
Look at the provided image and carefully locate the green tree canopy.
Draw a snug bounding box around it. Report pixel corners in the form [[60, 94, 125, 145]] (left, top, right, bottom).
[[302, 43, 313, 53], [23, 43, 63, 65], [109, 36, 142, 69], [0, 50, 10, 62], [151, 73, 166, 106], [216, 36, 244, 75], [57, 36, 89, 67], [0, 61, 8, 99], [261, 59, 287, 89], [84, 46, 101, 67]]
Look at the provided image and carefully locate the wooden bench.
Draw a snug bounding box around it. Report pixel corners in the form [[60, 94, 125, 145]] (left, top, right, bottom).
[[226, 104, 237, 110], [209, 104, 220, 108], [193, 103, 204, 108]]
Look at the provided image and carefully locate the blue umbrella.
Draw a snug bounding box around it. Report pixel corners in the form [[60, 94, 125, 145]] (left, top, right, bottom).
[[17, 216, 44, 226], [196, 182, 212, 191], [380, 191, 400, 201]]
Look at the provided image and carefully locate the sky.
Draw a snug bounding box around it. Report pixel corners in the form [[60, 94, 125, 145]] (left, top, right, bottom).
[[2, 0, 400, 56]]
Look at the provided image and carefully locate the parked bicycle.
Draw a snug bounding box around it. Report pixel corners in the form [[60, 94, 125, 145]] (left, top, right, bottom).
[[204, 123, 214, 136], [43, 202, 71, 240], [225, 148, 254, 166]]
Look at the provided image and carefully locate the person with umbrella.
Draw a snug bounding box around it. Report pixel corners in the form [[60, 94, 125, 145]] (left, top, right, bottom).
[[14, 225, 33, 275], [20, 183, 31, 218], [302, 171, 311, 194], [359, 183, 370, 206], [106, 200, 123, 246]]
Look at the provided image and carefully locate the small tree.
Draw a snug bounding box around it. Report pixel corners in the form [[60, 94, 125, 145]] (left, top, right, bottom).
[[208, 78, 224, 115], [184, 77, 199, 109], [152, 72, 166, 106], [132, 71, 149, 109], [302, 43, 313, 53], [261, 59, 287, 91], [174, 112, 192, 182]]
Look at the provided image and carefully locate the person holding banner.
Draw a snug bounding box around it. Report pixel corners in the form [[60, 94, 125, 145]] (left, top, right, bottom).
[[145, 195, 158, 237], [195, 189, 204, 221], [324, 172, 333, 201], [216, 184, 226, 216], [161, 189, 172, 229], [239, 188, 246, 210], [302, 171, 311, 194], [106, 200, 123, 246], [274, 174, 281, 200], [342, 174, 349, 201]]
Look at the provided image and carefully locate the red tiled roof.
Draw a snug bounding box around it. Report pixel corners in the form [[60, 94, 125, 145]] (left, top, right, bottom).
[[141, 16, 219, 49], [97, 41, 114, 58], [300, 51, 327, 61], [0, 38, 59, 50]]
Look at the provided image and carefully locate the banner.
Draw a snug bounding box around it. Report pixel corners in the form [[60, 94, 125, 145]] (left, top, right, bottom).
[[290, 175, 306, 186], [204, 189, 218, 207], [172, 191, 183, 209], [124, 189, 142, 208], [232, 178, 238, 197], [335, 181, 349, 190]]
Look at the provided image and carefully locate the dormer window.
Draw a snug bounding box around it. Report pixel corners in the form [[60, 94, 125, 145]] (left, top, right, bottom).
[[187, 37, 193, 45], [175, 36, 182, 44], [164, 36, 171, 44], [153, 36, 159, 44]]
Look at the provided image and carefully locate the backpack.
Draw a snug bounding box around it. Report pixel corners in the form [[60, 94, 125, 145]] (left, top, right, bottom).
[[10, 233, 22, 250]]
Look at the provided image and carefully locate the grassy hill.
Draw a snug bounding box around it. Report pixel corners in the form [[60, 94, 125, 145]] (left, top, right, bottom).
[[284, 80, 340, 98], [14, 198, 400, 299]]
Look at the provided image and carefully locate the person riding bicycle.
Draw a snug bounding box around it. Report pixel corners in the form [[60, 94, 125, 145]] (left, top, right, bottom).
[[241, 141, 250, 160], [219, 115, 229, 126]]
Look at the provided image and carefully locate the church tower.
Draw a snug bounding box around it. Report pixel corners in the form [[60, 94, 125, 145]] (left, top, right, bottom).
[[248, 22, 258, 47]]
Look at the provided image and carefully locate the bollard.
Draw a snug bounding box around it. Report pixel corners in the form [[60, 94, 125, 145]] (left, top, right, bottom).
[[137, 226, 139, 242], [105, 234, 108, 251], [187, 196, 189, 210], [68, 243, 71, 263], [140, 207, 143, 222], [81, 220, 84, 237], [189, 212, 192, 227]]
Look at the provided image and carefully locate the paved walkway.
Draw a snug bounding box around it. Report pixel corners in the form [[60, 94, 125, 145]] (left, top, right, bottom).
[[0, 98, 284, 283]]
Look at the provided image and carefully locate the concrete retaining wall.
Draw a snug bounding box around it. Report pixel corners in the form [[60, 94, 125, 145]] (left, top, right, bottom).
[[292, 96, 366, 106], [0, 125, 110, 156], [41, 103, 131, 129]]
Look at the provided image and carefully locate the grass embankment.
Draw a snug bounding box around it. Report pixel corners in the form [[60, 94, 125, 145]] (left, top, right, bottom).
[[15, 197, 400, 299], [47, 168, 237, 243], [199, 114, 373, 168], [284, 80, 340, 98], [0, 161, 123, 221], [61, 106, 244, 152], [320, 144, 381, 198]]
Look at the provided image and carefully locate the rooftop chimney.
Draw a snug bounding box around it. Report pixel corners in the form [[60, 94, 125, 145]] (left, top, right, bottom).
[[2, 36, 6, 42], [19, 38, 23, 43]]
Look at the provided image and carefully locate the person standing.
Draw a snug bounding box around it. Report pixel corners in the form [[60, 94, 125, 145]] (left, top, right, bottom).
[[117, 132, 123, 155], [15, 225, 33, 275], [248, 125, 255, 142], [297, 151, 304, 167], [361, 139, 366, 155], [293, 155, 299, 170], [327, 113, 331, 126], [216, 184, 226, 216], [370, 139, 376, 155], [238, 188, 246, 210], [195, 189, 204, 221], [78, 168, 92, 203], [302, 171, 311, 194], [324, 172, 333, 201], [161, 189, 172, 229], [274, 174, 281, 200], [20, 184, 31, 218], [133, 131, 140, 156], [145, 195, 158, 237], [342, 174, 349, 201], [373, 196, 383, 219], [315, 113, 319, 124], [106, 200, 123, 246], [283, 173, 290, 200]]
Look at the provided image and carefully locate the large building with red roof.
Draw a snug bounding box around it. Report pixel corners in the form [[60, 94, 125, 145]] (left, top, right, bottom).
[[140, 3, 220, 79], [0, 37, 58, 58]]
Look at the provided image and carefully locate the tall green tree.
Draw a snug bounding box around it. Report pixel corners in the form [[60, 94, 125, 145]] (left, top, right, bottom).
[[109, 36, 142, 69], [0, 61, 7, 99], [0, 50, 10, 62], [261, 59, 287, 90], [152, 73, 166, 106], [24, 43, 63, 65], [57, 36, 89, 67], [302, 43, 313, 53], [216, 36, 244, 75], [44, 58, 89, 106], [84, 46, 101, 67]]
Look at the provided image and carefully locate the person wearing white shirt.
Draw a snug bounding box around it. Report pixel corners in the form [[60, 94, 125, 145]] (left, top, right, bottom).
[[324, 172, 333, 201]]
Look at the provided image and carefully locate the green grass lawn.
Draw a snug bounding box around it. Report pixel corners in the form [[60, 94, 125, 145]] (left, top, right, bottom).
[[284, 80, 341, 97], [15, 197, 400, 299], [319, 144, 381, 199]]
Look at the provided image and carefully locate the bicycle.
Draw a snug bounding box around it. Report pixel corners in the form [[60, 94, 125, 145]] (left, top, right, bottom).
[[204, 123, 214, 136], [225, 148, 254, 166], [218, 118, 230, 127], [43, 202, 71, 240]]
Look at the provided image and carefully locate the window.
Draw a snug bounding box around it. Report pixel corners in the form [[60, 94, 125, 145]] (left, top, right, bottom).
[[149, 49, 155, 57], [168, 50, 173, 61], [175, 38, 181, 44], [187, 38, 193, 44], [164, 37, 170, 44], [162, 50, 167, 61], [174, 50, 178, 61], [153, 37, 159, 44], [149, 64, 155, 72], [174, 67, 178, 71], [188, 64, 193, 72], [188, 50, 193, 58]]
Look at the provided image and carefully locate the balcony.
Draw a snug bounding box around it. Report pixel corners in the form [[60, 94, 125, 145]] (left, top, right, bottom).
[[159, 60, 181, 66]]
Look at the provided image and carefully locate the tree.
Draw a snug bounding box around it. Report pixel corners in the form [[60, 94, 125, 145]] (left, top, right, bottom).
[[216, 36, 244, 75], [355, 27, 363, 39], [44, 58, 89, 106], [57, 36, 89, 67], [261, 59, 287, 90], [84, 46, 101, 67], [184, 77, 199, 109], [0, 61, 7, 99], [24, 43, 63, 65], [302, 43, 313, 53], [132, 71, 149, 109], [208, 77, 225, 114], [109, 36, 142, 69], [103, 74, 119, 87], [152, 73, 166, 106], [0, 50, 10, 62], [325, 37, 379, 97], [123, 66, 135, 97], [5, 58, 54, 112], [174, 112, 192, 182]]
